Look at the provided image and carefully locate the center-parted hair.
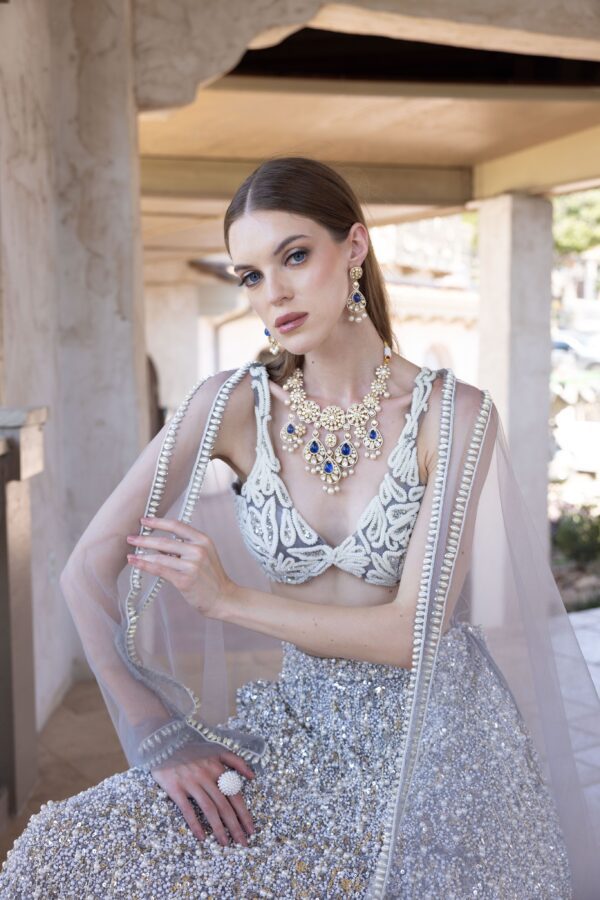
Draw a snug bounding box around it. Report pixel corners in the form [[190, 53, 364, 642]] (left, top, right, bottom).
[[224, 156, 396, 383]]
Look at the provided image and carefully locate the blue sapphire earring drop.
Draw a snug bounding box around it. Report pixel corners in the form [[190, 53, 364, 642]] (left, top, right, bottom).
[[264, 326, 282, 356], [346, 265, 367, 322]]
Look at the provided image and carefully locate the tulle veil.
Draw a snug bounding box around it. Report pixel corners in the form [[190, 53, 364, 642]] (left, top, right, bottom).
[[60, 359, 600, 898]]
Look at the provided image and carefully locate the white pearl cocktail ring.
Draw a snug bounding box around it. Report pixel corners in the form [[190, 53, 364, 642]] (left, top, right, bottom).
[[217, 769, 243, 796]]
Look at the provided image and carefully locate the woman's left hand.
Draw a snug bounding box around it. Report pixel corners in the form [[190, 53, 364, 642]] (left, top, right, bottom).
[[126, 516, 236, 618]]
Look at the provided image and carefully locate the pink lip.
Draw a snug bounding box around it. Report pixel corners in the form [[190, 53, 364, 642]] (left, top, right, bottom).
[[276, 313, 309, 333]]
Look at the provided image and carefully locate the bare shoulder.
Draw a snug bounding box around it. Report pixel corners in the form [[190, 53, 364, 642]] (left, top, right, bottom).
[[210, 366, 257, 476], [418, 369, 492, 476]]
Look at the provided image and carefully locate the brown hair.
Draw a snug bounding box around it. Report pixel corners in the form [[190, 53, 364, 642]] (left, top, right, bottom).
[[224, 156, 396, 383]]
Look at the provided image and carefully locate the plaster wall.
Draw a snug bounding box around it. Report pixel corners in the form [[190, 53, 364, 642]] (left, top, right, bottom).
[[218, 314, 271, 373], [145, 285, 200, 415], [393, 315, 478, 386], [144, 267, 244, 414]]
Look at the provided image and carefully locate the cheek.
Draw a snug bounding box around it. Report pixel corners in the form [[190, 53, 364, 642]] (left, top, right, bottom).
[[304, 251, 344, 297], [244, 296, 267, 327]]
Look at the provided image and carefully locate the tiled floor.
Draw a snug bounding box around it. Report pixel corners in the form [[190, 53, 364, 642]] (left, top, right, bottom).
[[1, 611, 599, 866], [568, 607, 600, 848], [570, 607, 600, 697]]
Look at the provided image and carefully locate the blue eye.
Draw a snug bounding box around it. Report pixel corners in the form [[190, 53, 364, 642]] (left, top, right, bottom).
[[239, 270, 261, 288], [288, 249, 307, 264], [237, 248, 308, 288]]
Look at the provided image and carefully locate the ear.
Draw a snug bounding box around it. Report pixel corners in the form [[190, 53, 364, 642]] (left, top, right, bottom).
[[347, 222, 370, 268]]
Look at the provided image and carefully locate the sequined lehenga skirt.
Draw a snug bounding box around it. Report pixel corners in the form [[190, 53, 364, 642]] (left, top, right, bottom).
[[0, 623, 571, 899]]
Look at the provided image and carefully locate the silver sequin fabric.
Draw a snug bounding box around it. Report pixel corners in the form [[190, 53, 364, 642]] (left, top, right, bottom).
[[0, 623, 571, 899]]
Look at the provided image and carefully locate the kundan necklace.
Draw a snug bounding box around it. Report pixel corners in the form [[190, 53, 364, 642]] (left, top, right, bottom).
[[280, 342, 392, 494]]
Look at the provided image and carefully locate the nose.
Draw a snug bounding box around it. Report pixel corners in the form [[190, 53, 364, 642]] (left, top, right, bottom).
[[264, 270, 292, 307]]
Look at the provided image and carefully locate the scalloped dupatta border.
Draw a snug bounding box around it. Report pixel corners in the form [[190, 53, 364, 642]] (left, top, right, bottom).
[[120, 360, 271, 768], [365, 368, 494, 899]]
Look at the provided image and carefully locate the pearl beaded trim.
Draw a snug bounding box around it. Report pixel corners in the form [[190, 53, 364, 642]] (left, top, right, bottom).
[[121, 361, 271, 769], [365, 371, 494, 899]]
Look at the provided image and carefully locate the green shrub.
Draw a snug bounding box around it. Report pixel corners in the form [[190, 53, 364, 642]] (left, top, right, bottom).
[[553, 507, 600, 563]]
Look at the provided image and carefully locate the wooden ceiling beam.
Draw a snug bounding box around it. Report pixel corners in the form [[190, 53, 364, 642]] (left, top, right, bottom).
[[140, 156, 472, 207]]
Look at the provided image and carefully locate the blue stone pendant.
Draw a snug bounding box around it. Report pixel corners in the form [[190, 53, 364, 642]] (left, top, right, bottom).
[[320, 457, 342, 494], [334, 438, 358, 473], [280, 419, 305, 452], [363, 426, 383, 459], [302, 437, 326, 468]]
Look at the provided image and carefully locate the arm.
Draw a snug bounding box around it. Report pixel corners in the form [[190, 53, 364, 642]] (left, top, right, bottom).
[[62, 367, 261, 847], [60, 369, 236, 759], [220, 574, 416, 667]]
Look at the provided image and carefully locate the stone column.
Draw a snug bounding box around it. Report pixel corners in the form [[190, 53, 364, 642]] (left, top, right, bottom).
[[49, 0, 149, 544], [478, 192, 554, 556], [0, 0, 148, 729]]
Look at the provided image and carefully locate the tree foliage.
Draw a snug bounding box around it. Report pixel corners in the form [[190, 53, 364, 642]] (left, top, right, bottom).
[[552, 189, 600, 255]]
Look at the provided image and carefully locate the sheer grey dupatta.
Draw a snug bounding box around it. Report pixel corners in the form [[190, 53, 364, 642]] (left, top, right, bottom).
[[60, 362, 280, 772], [365, 368, 600, 899], [60, 359, 600, 898]]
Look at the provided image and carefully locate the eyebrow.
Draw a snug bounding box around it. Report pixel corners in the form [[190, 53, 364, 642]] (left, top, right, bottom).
[[232, 234, 310, 273]]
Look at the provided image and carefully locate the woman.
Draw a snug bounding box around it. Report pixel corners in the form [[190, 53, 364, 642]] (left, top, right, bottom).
[[1, 157, 598, 899]]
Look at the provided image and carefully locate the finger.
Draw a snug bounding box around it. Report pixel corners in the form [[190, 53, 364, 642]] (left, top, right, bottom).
[[228, 791, 255, 837], [219, 750, 256, 781], [201, 777, 250, 846], [171, 791, 206, 842], [140, 516, 210, 544], [127, 554, 194, 574], [127, 534, 202, 558], [186, 783, 231, 847]]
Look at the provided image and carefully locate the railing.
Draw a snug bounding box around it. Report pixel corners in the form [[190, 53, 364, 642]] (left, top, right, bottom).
[[0, 407, 47, 828]]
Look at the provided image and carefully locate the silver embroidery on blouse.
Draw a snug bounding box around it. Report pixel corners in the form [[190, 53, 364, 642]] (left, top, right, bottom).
[[231, 363, 437, 586]]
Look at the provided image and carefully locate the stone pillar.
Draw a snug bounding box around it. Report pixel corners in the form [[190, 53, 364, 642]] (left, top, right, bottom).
[[49, 0, 149, 544], [0, 0, 148, 729], [478, 192, 553, 556]]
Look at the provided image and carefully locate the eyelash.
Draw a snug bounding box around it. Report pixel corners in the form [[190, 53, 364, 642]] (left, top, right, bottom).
[[237, 248, 308, 288]]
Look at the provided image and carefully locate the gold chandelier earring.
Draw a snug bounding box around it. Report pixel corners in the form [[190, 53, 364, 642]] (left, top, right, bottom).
[[346, 265, 368, 322], [264, 326, 282, 356]]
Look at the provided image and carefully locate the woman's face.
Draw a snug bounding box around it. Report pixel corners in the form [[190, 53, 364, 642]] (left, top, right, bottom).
[[227, 210, 367, 355]]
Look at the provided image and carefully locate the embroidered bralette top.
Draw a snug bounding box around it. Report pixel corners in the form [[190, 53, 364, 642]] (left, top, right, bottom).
[[231, 362, 438, 587]]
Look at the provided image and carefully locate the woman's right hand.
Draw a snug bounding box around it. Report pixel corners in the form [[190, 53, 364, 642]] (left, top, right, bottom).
[[151, 750, 256, 847]]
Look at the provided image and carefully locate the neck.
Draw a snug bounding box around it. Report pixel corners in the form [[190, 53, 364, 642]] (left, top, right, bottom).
[[300, 319, 387, 406]]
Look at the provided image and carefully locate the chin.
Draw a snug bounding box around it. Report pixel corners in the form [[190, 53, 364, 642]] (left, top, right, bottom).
[[279, 322, 335, 357], [278, 334, 317, 356]]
